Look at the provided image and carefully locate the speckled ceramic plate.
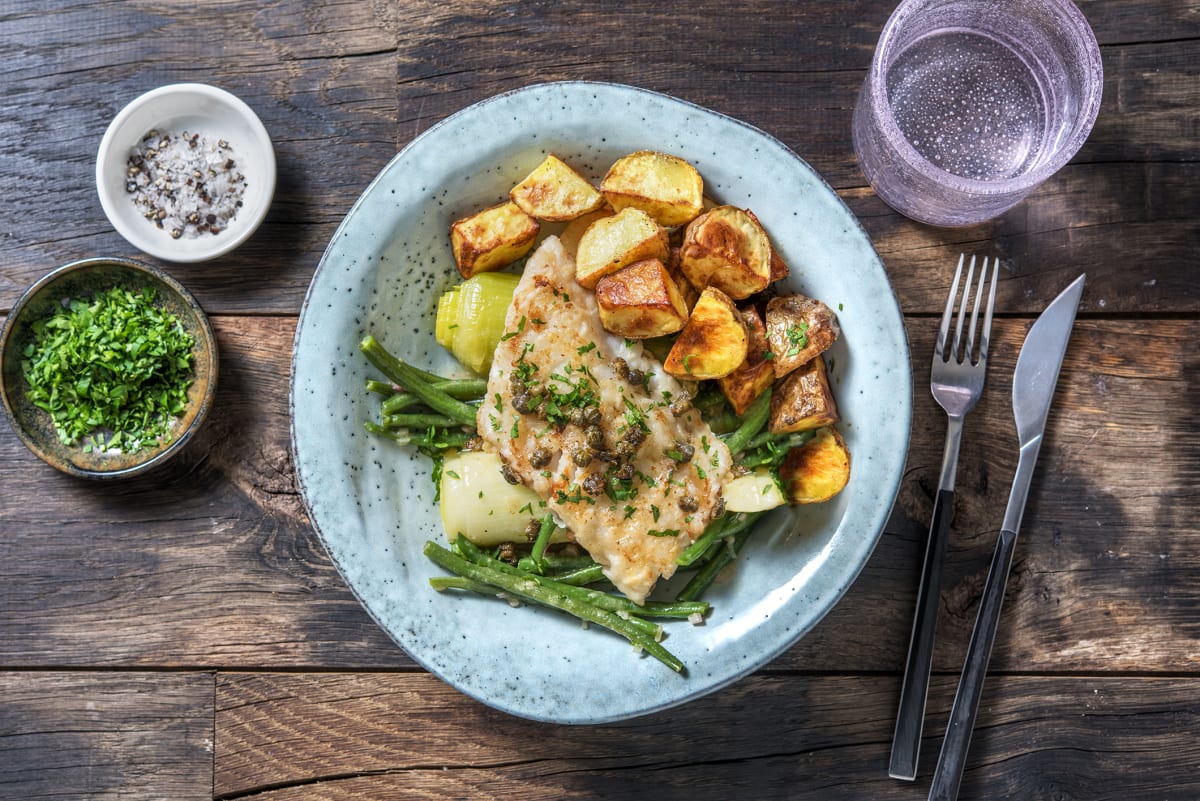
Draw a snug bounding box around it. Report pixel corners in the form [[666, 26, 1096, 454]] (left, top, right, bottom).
[[291, 82, 911, 723]]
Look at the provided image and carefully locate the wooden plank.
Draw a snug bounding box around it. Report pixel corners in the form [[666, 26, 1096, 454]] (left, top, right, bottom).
[[0, 4, 1196, 316], [0, 671, 213, 800], [213, 671, 1200, 801], [0, 315, 1195, 674]]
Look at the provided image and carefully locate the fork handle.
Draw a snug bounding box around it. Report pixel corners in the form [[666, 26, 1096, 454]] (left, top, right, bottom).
[[888, 487, 956, 780], [928, 528, 1019, 801]]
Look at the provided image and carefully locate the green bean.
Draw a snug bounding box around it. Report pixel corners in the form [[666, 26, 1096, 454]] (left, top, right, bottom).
[[528, 514, 556, 573], [517, 553, 598, 574], [424, 541, 683, 672], [363, 421, 412, 444], [677, 511, 764, 567], [382, 413, 464, 430], [550, 563, 606, 586], [676, 523, 758, 603], [366, 379, 400, 396], [360, 336, 478, 427], [455, 536, 707, 620], [721, 389, 772, 454], [380, 378, 489, 416]]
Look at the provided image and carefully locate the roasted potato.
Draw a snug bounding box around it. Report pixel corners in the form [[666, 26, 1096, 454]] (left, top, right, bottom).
[[600, 151, 704, 227], [595, 258, 689, 339], [509, 154, 605, 221], [665, 246, 700, 311], [765, 294, 840, 378], [450, 201, 540, 278], [575, 207, 670, 289], [778, 426, 850, 504], [663, 286, 748, 380], [769, 355, 839, 434], [716, 306, 775, 415], [558, 206, 614, 258], [769, 248, 790, 282], [678, 206, 772, 300]]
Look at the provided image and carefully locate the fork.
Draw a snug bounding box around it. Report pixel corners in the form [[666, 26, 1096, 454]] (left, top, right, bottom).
[[889, 254, 998, 781]]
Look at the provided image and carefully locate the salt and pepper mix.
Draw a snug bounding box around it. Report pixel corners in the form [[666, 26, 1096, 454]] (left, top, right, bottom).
[[125, 130, 247, 239]]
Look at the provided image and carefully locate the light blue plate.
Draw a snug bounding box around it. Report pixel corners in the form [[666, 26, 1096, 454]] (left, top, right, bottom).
[[291, 82, 911, 724]]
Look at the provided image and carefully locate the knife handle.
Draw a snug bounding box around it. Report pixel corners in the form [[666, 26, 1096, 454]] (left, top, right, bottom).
[[928, 528, 1019, 801], [889, 488, 956, 780]]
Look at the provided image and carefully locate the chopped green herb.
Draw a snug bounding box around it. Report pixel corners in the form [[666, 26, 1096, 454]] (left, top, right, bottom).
[[651, 504, 661, 522], [623, 505, 636, 520], [20, 284, 196, 453], [577, 341, 597, 355], [499, 316, 528, 341], [647, 529, 681, 538], [445, 470, 461, 480], [784, 322, 810, 358], [518, 502, 534, 515]]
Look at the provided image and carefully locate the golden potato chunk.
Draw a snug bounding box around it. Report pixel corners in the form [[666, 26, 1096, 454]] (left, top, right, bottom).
[[769, 355, 839, 434], [601, 151, 704, 227], [717, 306, 775, 415], [765, 294, 840, 378], [450, 201, 540, 278], [722, 467, 787, 513], [679, 206, 772, 300], [558, 206, 613, 258], [779, 426, 850, 504], [575, 207, 670, 289], [665, 247, 699, 311], [509, 154, 604, 222], [595, 259, 690, 340], [663, 287, 748, 380]]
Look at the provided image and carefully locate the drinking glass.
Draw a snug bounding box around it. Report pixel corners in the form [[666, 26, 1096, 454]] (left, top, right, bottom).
[[852, 0, 1103, 227]]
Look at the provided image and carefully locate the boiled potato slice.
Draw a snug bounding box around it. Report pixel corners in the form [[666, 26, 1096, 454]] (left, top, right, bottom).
[[663, 287, 748, 380], [778, 426, 850, 504], [575, 207, 670, 289], [679, 206, 772, 300], [601, 151, 704, 227], [769, 355, 839, 434], [558, 206, 614, 258], [765, 294, 840, 378], [723, 467, 787, 513], [509, 154, 605, 221], [450, 201, 540, 278], [717, 306, 775, 415], [595, 258, 689, 339]]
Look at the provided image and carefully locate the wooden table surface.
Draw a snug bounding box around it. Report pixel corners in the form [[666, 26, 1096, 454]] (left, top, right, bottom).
[[2, 2, 1197, 799]]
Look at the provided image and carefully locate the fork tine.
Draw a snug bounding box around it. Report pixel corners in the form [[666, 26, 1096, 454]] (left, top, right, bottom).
[[935, 254, 965, 361], [964, 257, 988, 361], [951, 255, 976, 360], [978, 257, 999, 364]]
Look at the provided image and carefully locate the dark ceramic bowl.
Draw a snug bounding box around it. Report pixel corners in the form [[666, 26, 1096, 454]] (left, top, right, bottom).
[[0, 257, 218, 479]]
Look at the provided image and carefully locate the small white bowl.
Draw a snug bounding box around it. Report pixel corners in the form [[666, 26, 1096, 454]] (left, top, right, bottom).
[[96, 83, 276, 263]]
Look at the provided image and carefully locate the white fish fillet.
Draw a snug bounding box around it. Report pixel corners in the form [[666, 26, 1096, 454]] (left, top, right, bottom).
[[476, 237, 732, 604]]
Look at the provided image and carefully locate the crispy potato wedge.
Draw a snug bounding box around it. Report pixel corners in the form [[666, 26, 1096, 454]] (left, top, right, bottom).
[[778, 426, 850, 504], [601, 151, 704, 227], [765, 294, 840, 378], [717, 306, 775, 415], [666, 247, 700, 311], [679, 206, 772, 300], [450, 201, 540, 278], [769, 248, 790, 282], [769, 355, 839, 434], [663, 286, 748, 380], [575, 207, 670, 289], [595, 258, 689, 339], [509, 154, 605, 221], [722, 467, 787, 513], [558, 206, 614, 258]]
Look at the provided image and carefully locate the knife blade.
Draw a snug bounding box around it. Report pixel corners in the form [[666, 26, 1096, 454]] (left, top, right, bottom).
[[928, 274, 1085, 801]]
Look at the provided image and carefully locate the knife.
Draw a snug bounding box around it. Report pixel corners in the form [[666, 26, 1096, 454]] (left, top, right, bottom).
[[927, 274, 1086, 801]]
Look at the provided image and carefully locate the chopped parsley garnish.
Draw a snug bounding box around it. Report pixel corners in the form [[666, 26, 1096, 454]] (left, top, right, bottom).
[[577, 341, 597, 355], [651, 504, 661, 522], [785, 321, 810, 357], [20, 284, 195, 453], [696, 464, 707, 479], [647, 529, 681, 538], [518, 502, 534, 515], [623, 505, 636, 520], [499, 316, 527, 341]]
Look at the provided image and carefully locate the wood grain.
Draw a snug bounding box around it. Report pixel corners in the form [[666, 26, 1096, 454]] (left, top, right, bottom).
[[0, 315, 1194, 674], [213, 671, 1200, 801], [0, 671, 213, 800]]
